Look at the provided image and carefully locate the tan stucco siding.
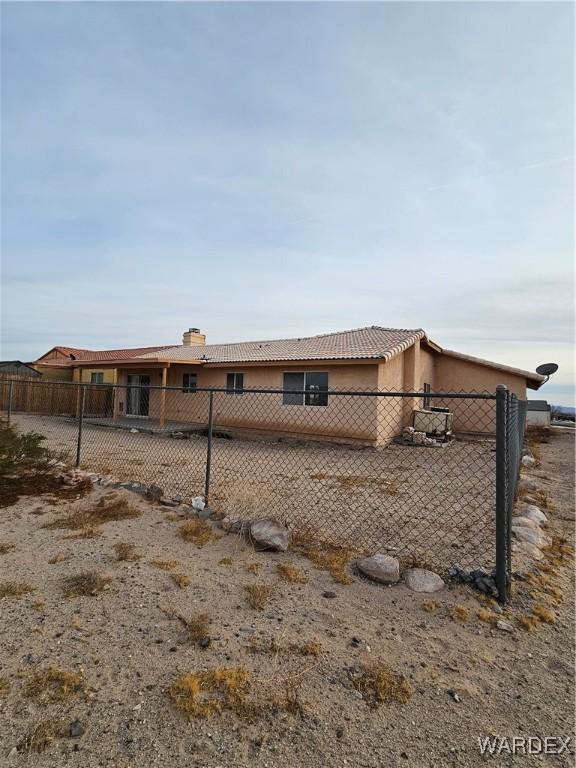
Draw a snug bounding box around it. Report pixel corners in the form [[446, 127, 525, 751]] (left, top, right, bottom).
[[32, 365, 74, 382], [75, 367, 116, 384], [161, 363, 380, 443], [376, 354, 405, 443]]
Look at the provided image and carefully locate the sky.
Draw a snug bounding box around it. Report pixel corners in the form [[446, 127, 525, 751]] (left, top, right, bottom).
[[1, 1, 574, 404]]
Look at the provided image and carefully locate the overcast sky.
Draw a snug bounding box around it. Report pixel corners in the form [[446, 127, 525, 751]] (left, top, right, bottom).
[[1, 2, 573, 403]]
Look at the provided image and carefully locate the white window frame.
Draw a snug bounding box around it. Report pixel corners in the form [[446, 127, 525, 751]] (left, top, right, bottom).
[[226, 372, 244, 395]]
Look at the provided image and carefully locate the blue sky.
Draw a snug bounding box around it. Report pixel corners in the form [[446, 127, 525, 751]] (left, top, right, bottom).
[[1, 2, 573, 403]]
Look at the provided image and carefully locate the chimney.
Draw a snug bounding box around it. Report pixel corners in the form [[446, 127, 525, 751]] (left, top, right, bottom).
[[182, 327, 206, 347]]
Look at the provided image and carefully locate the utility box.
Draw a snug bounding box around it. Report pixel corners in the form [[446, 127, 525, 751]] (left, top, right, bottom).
[[412, 409, 453, 438]]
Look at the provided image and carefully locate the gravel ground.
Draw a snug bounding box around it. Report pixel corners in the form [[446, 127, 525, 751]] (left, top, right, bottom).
[[0, 429, 574, 767], [10, 413, 496, 570]]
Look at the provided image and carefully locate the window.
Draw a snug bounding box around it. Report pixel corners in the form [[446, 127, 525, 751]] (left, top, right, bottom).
[[182, 373, 197, 393], [90, 372, 104, 384], [423, 382, 431, 410], [226, 372, 244, 395], [282, 372, 328, 407]]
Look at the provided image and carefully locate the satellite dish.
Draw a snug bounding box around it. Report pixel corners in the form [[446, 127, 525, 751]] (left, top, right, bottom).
[[536, 363, 559, 377]]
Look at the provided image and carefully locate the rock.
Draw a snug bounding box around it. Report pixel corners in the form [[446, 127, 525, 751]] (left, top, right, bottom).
[[221, 516, 248, 534], [69, 720, 85, 738], [8, 747, 18, 757], [518, 504, 548, 527], [521, 455, 536, 468], [146, 484, 163, 503], [517, 477, 538, 494], [322, 591, 337, 599], [447, 689, 461, 703], [196, 506, 212, 520], [130, 428, 139, 434], [159, 497, 179, 507], [198, 637, 211, 649], [249, 519, 289, 551], [511, 525, 549, 548], [496, 620, 514, 633], [191, 496, 205, 511], [356, 553, 400, 584], [512, 516, 540, 531], [404, 568, 444, 593]]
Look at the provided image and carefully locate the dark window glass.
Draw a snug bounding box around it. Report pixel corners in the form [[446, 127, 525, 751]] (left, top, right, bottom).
[[90, 372, 104, 384], [305, 372, 329, 406], [283, 372, 304, 405], [182, 373, 197, 393], [423, 382, 431, 409], [226, 372, 244, 394]]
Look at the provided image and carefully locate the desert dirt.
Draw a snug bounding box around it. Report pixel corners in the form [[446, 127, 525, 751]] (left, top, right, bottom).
[[0, 428, 574, 768], [11, 413, 496, 570]]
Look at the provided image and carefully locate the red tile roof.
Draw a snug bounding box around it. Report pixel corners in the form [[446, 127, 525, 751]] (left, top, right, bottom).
[[36, 345, 170, 365]]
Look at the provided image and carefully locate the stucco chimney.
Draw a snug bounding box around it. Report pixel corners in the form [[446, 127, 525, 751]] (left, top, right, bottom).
[[182, 328, 206, 346]]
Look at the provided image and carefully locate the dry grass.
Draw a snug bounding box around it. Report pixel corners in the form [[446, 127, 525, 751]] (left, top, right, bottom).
[[178, 518, 218, 547], [276, 563, 308, 584], [62, 571, 111, 597], [245, 583, 274, 610], [422, 600, 440, 613], [248, 636, 322, 658], [292, 531, 354, 585], [48, 551, 71, 564], [171, 573, 191, 589], [0, 677, 10, 696], [219, 480, 275, 519], [0, 580, 35, 599], [352, 662, 412, 707], [24, 666, 84, 703], [447, 604, 470, 623], [113, 542, 140, 562], [183, 612, 212, 643], [518, 615, 541, 631], [32, 600, 46, 611], [532, 604, 556, 624], [151, 558, 180, 571], [169, 667, 250, 718], [43, 494, 140, 536], [246, 562, 261, 574], [525, 426, 550, 444], [19, 719, 64, 753], [310, 473, 402, 495], [218, 557, 233, 566], [0, 542, 15, 555], [477, 608, 499, 626]]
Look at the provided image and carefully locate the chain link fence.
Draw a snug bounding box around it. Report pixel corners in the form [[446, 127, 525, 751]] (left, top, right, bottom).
[[0, 377, 526, 600]]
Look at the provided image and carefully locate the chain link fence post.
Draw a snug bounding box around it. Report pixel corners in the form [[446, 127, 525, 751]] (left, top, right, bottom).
[[75, 384, 86, 468], [7, 379, 14, 426], [495, 384, 509, 604], [204, 391, 214, 502]]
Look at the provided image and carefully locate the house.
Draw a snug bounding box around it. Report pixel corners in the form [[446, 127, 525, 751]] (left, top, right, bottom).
[[526, 400, 551, 427], [31, 326, 545, 444], [0, 360, 42, 378]]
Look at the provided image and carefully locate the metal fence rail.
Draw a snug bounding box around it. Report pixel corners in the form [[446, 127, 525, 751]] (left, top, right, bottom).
[[0, 377, 527, 603]]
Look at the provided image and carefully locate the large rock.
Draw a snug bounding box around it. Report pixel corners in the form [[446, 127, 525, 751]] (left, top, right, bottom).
[[521, 454, 536, 468], [512, 516, 540, 531], [517, 503, 548, 528], [517, 477, 538, 495], [404, 568, 444, 593], [511, 525, 550, 548], [356, 554, 400, 584], [250, 519, 289, 551]]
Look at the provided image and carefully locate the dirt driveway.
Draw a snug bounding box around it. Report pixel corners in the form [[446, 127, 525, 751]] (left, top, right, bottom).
[[12, 413, 496, 570], [0, 429, 574, 767]]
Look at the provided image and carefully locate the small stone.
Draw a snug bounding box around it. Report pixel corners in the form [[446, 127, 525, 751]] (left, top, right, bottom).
[[336, 728, 344, 739], [404, 568, 444, 593], [447, 689, 461, 703], [130, 428, 139, 434], [69, 720, 84, 738], [196, 507, 212, 520], [9, 747, 18, 757], [250, 519, 289, 551], [198, 637, 211, 649], [146, 484, 163, 502], [159, 497, 179, 507], [356, 553, 400, 584], [521, 455, 536, 468], [496, 620, 514, 633], [322, 591, 337, 599]]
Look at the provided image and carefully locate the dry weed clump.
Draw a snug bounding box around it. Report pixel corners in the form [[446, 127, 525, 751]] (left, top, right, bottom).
[[0, 542, 15, 555], [178, 519, 217, 547], [248, 636, 322, 658], [62, 571, 111, 597], [422, 600, 440, 613], [218, 557, 233, 566], [352, 662, 412, 707], [0, 677, 10, 696], [171, 573, 191, 589], [532, 604, 556, 624], [170, 667, 250, 718], [48, 552, 71, 564], [151, 558, 180, 571], [245, 584, 274, 610], [19, 719, 65, 753], [43, 494, 140, 536], [184, 612, 212, 643], [517, 615, 541, 631], [477, 608, 499, 626], [447, 605, 470, 623], [276, 563, 308, 584], [292, 531, 354, 585], [113, 542, 140, 561], [0, 581, 35, 599], [219, 481, 275, 519], [246, 562, 261, 574], [24, 667, 84, 703]]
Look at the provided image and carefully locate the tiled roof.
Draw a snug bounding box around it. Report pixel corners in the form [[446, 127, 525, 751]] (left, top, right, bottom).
[[441, 349, 545, 385], [140, 326, 427, 364], [36, 345, 170, 365]]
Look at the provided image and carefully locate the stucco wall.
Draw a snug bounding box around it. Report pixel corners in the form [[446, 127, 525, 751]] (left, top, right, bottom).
[[32, 365, 74, 382]]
